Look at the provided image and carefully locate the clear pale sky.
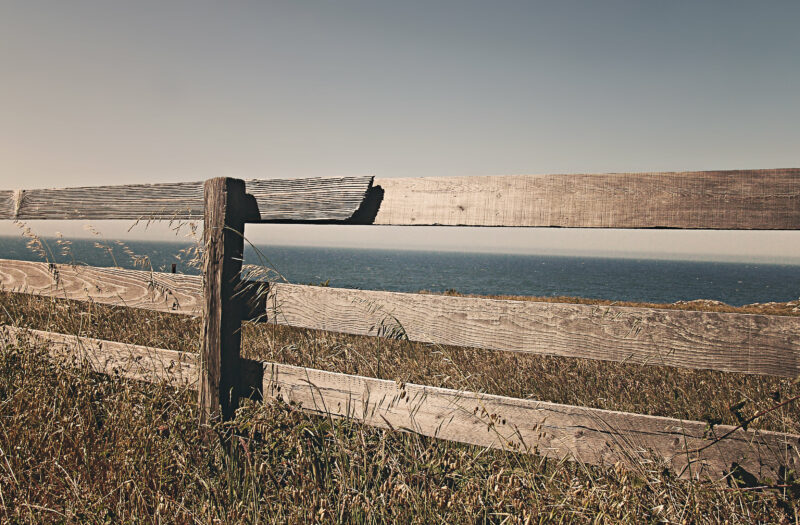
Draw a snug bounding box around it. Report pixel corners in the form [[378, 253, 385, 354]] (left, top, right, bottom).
[[2, 1, 799, 262]]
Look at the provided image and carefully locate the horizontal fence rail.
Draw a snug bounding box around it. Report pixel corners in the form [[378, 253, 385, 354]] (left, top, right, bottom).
[[0, 259, 204, 314], [3, 169, 800, 229], [266, 284, 800, 379], [372, 168, 800, 229], [1, 325, 797, 481], [0, 259, 267, 320], [2, 259, 799, 378], [0, 176, 373, 222], [1, 325, 198, 387], [264, 362, 799, 481]]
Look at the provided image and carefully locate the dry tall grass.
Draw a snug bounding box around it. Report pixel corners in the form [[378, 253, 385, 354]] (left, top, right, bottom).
[[1, 290, 799, 523]]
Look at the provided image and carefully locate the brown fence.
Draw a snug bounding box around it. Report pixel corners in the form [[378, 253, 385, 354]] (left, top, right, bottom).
[[1, 169, 800, 482]]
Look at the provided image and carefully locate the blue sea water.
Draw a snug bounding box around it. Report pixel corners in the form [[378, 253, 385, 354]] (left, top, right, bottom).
[[1, 236, 798, 306]]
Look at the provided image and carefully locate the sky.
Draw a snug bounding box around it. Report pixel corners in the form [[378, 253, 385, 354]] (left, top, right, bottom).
[[1, 1, 799, 262]]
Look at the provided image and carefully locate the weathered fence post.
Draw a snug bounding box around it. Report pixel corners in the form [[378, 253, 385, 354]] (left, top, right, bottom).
[[200, 177, 248, 426]]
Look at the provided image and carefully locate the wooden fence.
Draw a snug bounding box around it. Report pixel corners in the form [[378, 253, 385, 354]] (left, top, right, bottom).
[[1, 169, 800, 482]]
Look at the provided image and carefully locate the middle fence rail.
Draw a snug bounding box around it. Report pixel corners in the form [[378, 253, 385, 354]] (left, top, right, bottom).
[[2, 258, 798, 379], [1, 169, 799, 483]]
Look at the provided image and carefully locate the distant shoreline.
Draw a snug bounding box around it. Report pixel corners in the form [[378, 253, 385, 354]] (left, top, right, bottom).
[[1, 235, 798, 306], [1, 234, 799, 266]]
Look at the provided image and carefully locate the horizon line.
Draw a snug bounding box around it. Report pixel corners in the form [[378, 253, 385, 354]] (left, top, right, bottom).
[[1, 234, 798, 266]]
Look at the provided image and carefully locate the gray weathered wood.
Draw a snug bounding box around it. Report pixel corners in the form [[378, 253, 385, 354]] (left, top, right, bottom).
[[0, 259, 267, 320], [2, 324, 796, 481], [3, 258, 799, 378], [200, 178, 248, 424], [0, 325, 197, 388], [0, 258, 203, 315], [246, 177, 374, 222], [372, 168, 800, 229], [0, 325, 264, 396], [4, 257, 797, 378], [267, 284, 800, 378], [5, 168, 800, 228], [0, 176, 373, 222], [264, 362, 799, 481]]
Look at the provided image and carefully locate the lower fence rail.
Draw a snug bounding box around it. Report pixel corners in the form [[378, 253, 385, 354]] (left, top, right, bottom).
[[2, 325, 798, 482]]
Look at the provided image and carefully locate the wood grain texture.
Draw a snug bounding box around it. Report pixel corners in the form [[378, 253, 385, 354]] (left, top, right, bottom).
[[200, 178, 247, 423], [4, 259, 799, 379], [0, 325, 197, 388], [0, 258, 203, 315], [3, 323, 796, 480], [0, 176, 372, 221], [264, 362, 800, 481], [0, 325, 264, 397], [245, 177, 374, 222], [372, 168, 800, 229], [267, 284, 800, 378]]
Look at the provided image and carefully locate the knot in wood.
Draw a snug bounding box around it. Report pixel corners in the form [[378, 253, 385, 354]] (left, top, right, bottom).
[[11, 189, 24, 219]]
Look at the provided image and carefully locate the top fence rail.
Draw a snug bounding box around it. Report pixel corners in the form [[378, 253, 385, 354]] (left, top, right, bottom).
[[0, 176, 373, 223], [1, 168, 799, 229]]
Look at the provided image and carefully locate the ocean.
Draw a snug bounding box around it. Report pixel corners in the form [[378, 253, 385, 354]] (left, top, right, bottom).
[[1, 236, 798, 306]]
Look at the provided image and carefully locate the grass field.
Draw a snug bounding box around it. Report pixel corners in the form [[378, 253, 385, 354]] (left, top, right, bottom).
[[1, 290, 799, 523]]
